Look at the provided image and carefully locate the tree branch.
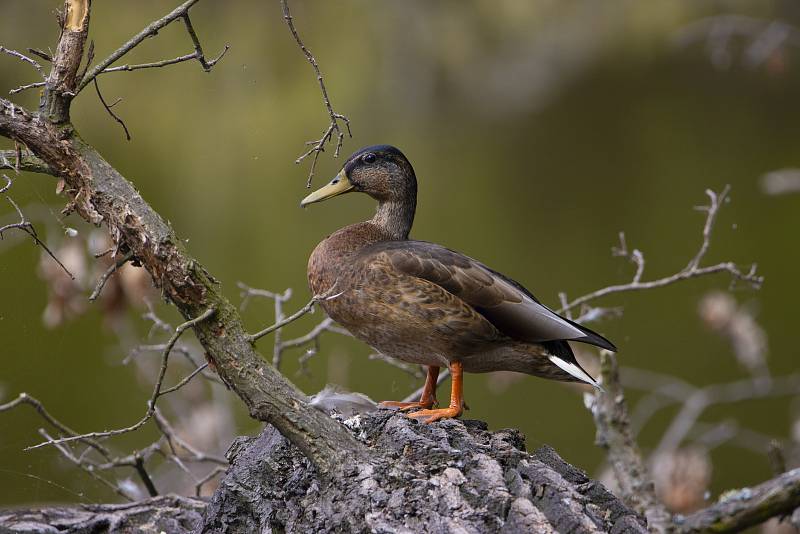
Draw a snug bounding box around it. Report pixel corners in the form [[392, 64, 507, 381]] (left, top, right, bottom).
[[41, 0, 91, 123], [280, 0, 351, 186], [0, 149, 55, 175], [0, 20, 368, 475], [0, 45, 46, 77], [559, 186, 763, 315], [26, 308, 216, 450], [76, 0, 227, 93], [675, 468, 800, 533], [584, 352, 672, 532]]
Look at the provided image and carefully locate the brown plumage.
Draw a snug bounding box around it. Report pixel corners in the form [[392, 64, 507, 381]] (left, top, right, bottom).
[[303, 145, 616, 422]]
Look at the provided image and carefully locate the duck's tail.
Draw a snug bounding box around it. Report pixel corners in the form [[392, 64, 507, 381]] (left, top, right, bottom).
[[541, 340, 603, 390]]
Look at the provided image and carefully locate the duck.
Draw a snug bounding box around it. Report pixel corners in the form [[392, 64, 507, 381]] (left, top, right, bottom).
[[302, 145, 616, 423]]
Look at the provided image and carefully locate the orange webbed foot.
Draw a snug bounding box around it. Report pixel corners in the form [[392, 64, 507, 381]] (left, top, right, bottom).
[[405, 405, 462, 424], [379, 399, 438, 411]]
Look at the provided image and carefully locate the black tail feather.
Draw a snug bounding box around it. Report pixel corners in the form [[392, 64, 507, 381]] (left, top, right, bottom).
[[563, 317, 617, 352]]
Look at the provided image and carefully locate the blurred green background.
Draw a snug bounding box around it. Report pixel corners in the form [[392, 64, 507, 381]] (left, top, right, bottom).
[[1, 0, 799, 508]]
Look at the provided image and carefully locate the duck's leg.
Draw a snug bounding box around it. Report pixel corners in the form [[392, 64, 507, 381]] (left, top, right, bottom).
[[406, 361, 464, 423], [380, 366, 440, 410]]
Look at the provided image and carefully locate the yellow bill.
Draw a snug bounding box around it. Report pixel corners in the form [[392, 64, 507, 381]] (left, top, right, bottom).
[[300, 169, 354, 207]]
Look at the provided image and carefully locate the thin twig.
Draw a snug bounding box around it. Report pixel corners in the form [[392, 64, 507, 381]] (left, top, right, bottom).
[[0, 150, 54, 174], [247, 284, 342, 343], [93, 78, 130, 141], [159, 363, 209, 396], [27, 48, 52, 63], [194, 466, 226, 497], [89, 251, 133, 301], [102, 53, 198, 73], [38, 429, 135, 502], [0, 186, 74, 279], [653, 374, 800, 457], [133, 451, 159, 497], [0, 45, 46, 77], [77, 0, 220, 92], [249, 297, 316, 343], [9, 81, 46, 95], [26, 308, 216, 450], [127, 343, 223, 385], [0, 393, 110, 458], [153, 409, 227, 465], [272, 288, 291, 368], [181, 13, 229, 72], [280, 0, 351, 186], [142, 300, 173, 339], [559, 187, 762, 315]]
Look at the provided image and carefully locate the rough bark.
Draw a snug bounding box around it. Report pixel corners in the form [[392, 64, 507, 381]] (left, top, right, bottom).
[[675, 467, 800, 533], [200, 411, 646, 533], [0, 495, 205, 534], [586, 352, 671, 532], [0, 412, 646, 533], [0, 96, 368, 477]]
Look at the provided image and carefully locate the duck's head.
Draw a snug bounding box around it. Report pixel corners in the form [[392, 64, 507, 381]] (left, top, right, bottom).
[[300, 145, 417, 207]]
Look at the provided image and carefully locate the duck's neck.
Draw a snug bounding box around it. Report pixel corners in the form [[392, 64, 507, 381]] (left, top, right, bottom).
[[371, 195, 416, 241]]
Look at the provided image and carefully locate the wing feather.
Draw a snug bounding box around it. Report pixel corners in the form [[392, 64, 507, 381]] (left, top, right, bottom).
[[360, 240, 616, 351]]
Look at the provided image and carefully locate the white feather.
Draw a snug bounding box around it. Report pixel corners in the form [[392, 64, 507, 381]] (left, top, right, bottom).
[[548, 356, 602, 389]]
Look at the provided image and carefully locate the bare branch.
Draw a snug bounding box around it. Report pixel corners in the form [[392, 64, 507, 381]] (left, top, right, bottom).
[[77, 0, 230, 92], [0, 45, 46, 77], [27, 48, 53, 63], [92, 78, 130, 141], [194, 466, 226, 497], [247, 284, 342, 344], [88, 251, 133, 301], [9, 81, 46, 95], [0, 150, 55, 174], [675, 467, 800, 533], [181, 13, 230, 72], [78, 0, 201, 91], [584, 352, 672, 532], [37, 429, 136, 502], [653, 374, 800, 457], [0, 392, 110, 458], [142, 300, 173, 339], [559, 187, 762, 314], [159, 363, 208, 396], [26, 308, 215, 450], [0, 3, 372, 475], [248, 297, 316, 344], [41, 0, 92, 123], [127, 342, 223, 385], [0, 180, 74, 279], [102, 53, 199, 74], [153, 409, 227, 466], [280, 0, 351, 186]]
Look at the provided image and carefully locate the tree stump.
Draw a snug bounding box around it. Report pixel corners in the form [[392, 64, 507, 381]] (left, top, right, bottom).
[[201, 410, 644, 533], [0, 411, 645, 533]]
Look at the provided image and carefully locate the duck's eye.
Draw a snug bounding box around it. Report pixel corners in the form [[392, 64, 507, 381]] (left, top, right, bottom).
[[362, 153, 376, 164]]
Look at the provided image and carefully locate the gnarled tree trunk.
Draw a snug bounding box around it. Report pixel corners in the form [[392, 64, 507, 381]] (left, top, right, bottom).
[[0, 412, 645, 533]]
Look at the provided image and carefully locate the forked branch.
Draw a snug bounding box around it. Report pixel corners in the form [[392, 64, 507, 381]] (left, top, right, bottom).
[[26, 308, 216, 450], [280, 0, 351, 186], [559, 186, 762, 315]]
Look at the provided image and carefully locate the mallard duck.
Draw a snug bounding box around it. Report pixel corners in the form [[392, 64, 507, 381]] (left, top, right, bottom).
[[302, 145, 616, 423]]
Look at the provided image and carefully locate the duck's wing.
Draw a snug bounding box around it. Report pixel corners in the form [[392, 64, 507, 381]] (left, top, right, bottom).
[[360, 240, 616, 351]]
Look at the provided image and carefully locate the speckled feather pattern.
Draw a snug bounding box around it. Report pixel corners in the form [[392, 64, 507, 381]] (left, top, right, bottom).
[[308, 222, 582, 381]]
